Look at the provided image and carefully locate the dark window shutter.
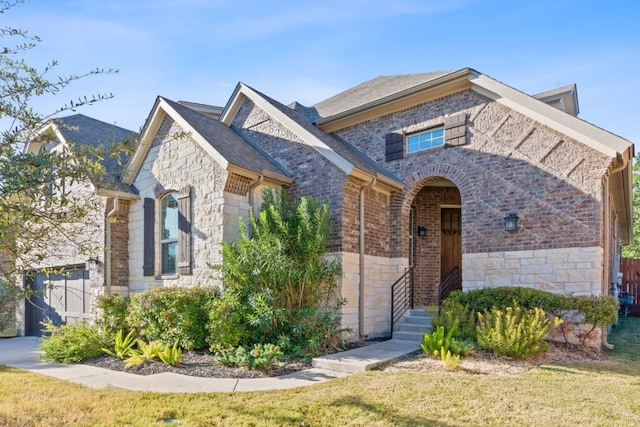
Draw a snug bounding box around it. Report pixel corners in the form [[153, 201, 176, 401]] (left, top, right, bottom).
[[177, 186, 192, 275], [385, 133, 404, 161], [143, 198, 155, 276], [444, 113, 467, 147]]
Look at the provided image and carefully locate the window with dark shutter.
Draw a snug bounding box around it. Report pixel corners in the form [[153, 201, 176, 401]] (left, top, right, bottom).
[[177, 186, 192, 275], [444, 113, 467, 147], [143, 198, 155, 276], [385, 133, 404, 161]]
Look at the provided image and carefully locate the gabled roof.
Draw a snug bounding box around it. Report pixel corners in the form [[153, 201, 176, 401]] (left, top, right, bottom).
[[121, 96, 292, 186], [25, 114, 139, 197], [309, 71, 452, 121], [220, 83, 404, 193], [306, 67, 634, 242]]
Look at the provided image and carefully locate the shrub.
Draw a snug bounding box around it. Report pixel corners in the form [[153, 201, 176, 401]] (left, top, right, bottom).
[[217, 343, 283, 370], [559, 295, 619, 349], [127, 286, 219, 350], [213, 189, 345, 357], [157, 341, 183, 366], [447, 287, 569, 314], [124, 340, 166, 369], [94, 294, 130, 338], [476, 304, 561, 358], [40, 321, 106, 363], [433, 300, 476, 340]]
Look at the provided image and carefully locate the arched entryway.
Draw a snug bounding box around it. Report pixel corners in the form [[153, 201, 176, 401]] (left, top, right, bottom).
[[408, 177, 462, 306]]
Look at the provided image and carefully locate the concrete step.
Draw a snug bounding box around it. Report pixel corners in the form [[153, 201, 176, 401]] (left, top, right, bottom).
[[393, 322, 433, 333], [409, 308, 431, 318], [392, 330, 427, 342], [312, 339, 421, 373], [392, 308, 433, 342]]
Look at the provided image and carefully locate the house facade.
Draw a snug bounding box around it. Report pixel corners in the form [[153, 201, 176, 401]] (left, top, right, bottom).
[[20, 68, 634, 342]]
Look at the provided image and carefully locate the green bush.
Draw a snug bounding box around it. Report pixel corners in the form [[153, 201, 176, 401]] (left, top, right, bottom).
[[127, 286, 220, 350], [476, 304, 560, 358], [40, 321, 107, 363], [94, 294, 130, 338], [212, 189, 345, 357], [433, 300, 476, 340], [217, 343, 283, 370], [447, 287, 569, 314]]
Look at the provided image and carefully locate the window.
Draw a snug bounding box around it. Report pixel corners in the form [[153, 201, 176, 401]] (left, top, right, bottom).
[[143, 186, 192, 277], [160, 192, 179, 274], [407, 127, 444, 154]]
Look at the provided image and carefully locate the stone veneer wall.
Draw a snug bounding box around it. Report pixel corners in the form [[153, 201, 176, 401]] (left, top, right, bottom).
[[463, 246, 602, 296], [128, 115, 243, 292], [339, 252, 407, 338]]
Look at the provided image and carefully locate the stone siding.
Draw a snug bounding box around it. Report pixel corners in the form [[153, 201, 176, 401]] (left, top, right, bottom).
[[129, 115, 245, 292], [463, 246, 602, 296], [338, 252, 407, 339]]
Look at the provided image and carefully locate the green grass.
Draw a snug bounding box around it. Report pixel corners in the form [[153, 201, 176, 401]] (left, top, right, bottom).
[[1, 318, 640, 426]]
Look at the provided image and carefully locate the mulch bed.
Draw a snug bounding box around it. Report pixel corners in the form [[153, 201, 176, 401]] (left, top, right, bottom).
[[83, 340, 606, 379]]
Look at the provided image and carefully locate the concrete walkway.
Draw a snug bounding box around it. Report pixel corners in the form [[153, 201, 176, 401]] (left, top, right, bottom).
[[0, 336, 420, 393]]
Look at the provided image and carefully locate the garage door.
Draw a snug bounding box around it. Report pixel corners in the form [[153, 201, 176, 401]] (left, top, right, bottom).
[[25, 268, 91, 336]]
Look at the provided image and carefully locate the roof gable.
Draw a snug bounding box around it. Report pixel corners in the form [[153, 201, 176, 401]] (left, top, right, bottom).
[[220, 83, 404, 192], [121, 96, 291, 186], [25, 114, 139, 196]]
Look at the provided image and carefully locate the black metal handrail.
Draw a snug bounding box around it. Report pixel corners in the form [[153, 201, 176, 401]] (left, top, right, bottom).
[[391, 266, 414, 334], [438, 265, 461, 307]]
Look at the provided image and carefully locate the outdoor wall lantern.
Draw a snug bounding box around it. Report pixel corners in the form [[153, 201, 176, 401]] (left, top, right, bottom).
[[504, 213, 519, 232], [85, 257, 99, 271], [417, 226, 427, 237]]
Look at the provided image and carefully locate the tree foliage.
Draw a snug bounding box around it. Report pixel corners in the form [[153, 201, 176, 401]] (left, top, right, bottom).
[[622, 157, 640, 258], [0, 0, 124, 282]]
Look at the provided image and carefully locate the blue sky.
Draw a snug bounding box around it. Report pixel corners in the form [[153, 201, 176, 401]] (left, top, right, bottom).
[[7, 0, 639, 144]]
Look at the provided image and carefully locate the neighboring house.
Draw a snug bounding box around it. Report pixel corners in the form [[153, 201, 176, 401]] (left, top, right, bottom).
[[21, 68, 634, 343], [21, 115, 138, 336]]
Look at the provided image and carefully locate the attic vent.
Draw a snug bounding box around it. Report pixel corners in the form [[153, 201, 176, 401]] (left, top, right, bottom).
[[224, 173, 252, 195], [444, 113, 467, 147]]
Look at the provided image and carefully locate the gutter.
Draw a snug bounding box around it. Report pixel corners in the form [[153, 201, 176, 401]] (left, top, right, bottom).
[[359, 177, 376, 339], [105, 197, 119, 296]]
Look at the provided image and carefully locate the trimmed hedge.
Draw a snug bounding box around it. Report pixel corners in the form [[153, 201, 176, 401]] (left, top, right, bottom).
[[126, 286, 220, 350]]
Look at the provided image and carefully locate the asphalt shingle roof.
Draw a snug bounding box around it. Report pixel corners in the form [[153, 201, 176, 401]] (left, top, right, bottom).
[[161, 97, 291, 179], [308, 71, 452, 121], [53, 114, 138, 194], [248, 86, 401, 184]]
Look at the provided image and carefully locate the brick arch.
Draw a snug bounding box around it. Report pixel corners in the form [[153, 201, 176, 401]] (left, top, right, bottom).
[[390, 162, 473, 258]]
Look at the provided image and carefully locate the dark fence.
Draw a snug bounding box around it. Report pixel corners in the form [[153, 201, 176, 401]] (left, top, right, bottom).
[[619, 258, 640, 316]]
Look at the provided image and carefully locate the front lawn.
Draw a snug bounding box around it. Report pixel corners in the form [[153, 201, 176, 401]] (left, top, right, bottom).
[[1, 317, 639, 426]]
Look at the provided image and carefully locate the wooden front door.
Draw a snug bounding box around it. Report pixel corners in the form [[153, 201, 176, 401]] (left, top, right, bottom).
[[440, 208, 461, 282]]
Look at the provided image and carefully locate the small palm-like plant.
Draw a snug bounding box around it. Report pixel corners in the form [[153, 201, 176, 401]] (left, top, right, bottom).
[[124, 339, 165, 369], [102, 330, 137, 360], [158, 341, 183, 366]]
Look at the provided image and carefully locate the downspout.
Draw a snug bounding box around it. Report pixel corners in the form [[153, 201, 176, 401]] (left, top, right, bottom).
[[248, 175, 264, 236], [602, 158, 627, 350], [105, 197, 119, 296], [359, 177, 376, 339]]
